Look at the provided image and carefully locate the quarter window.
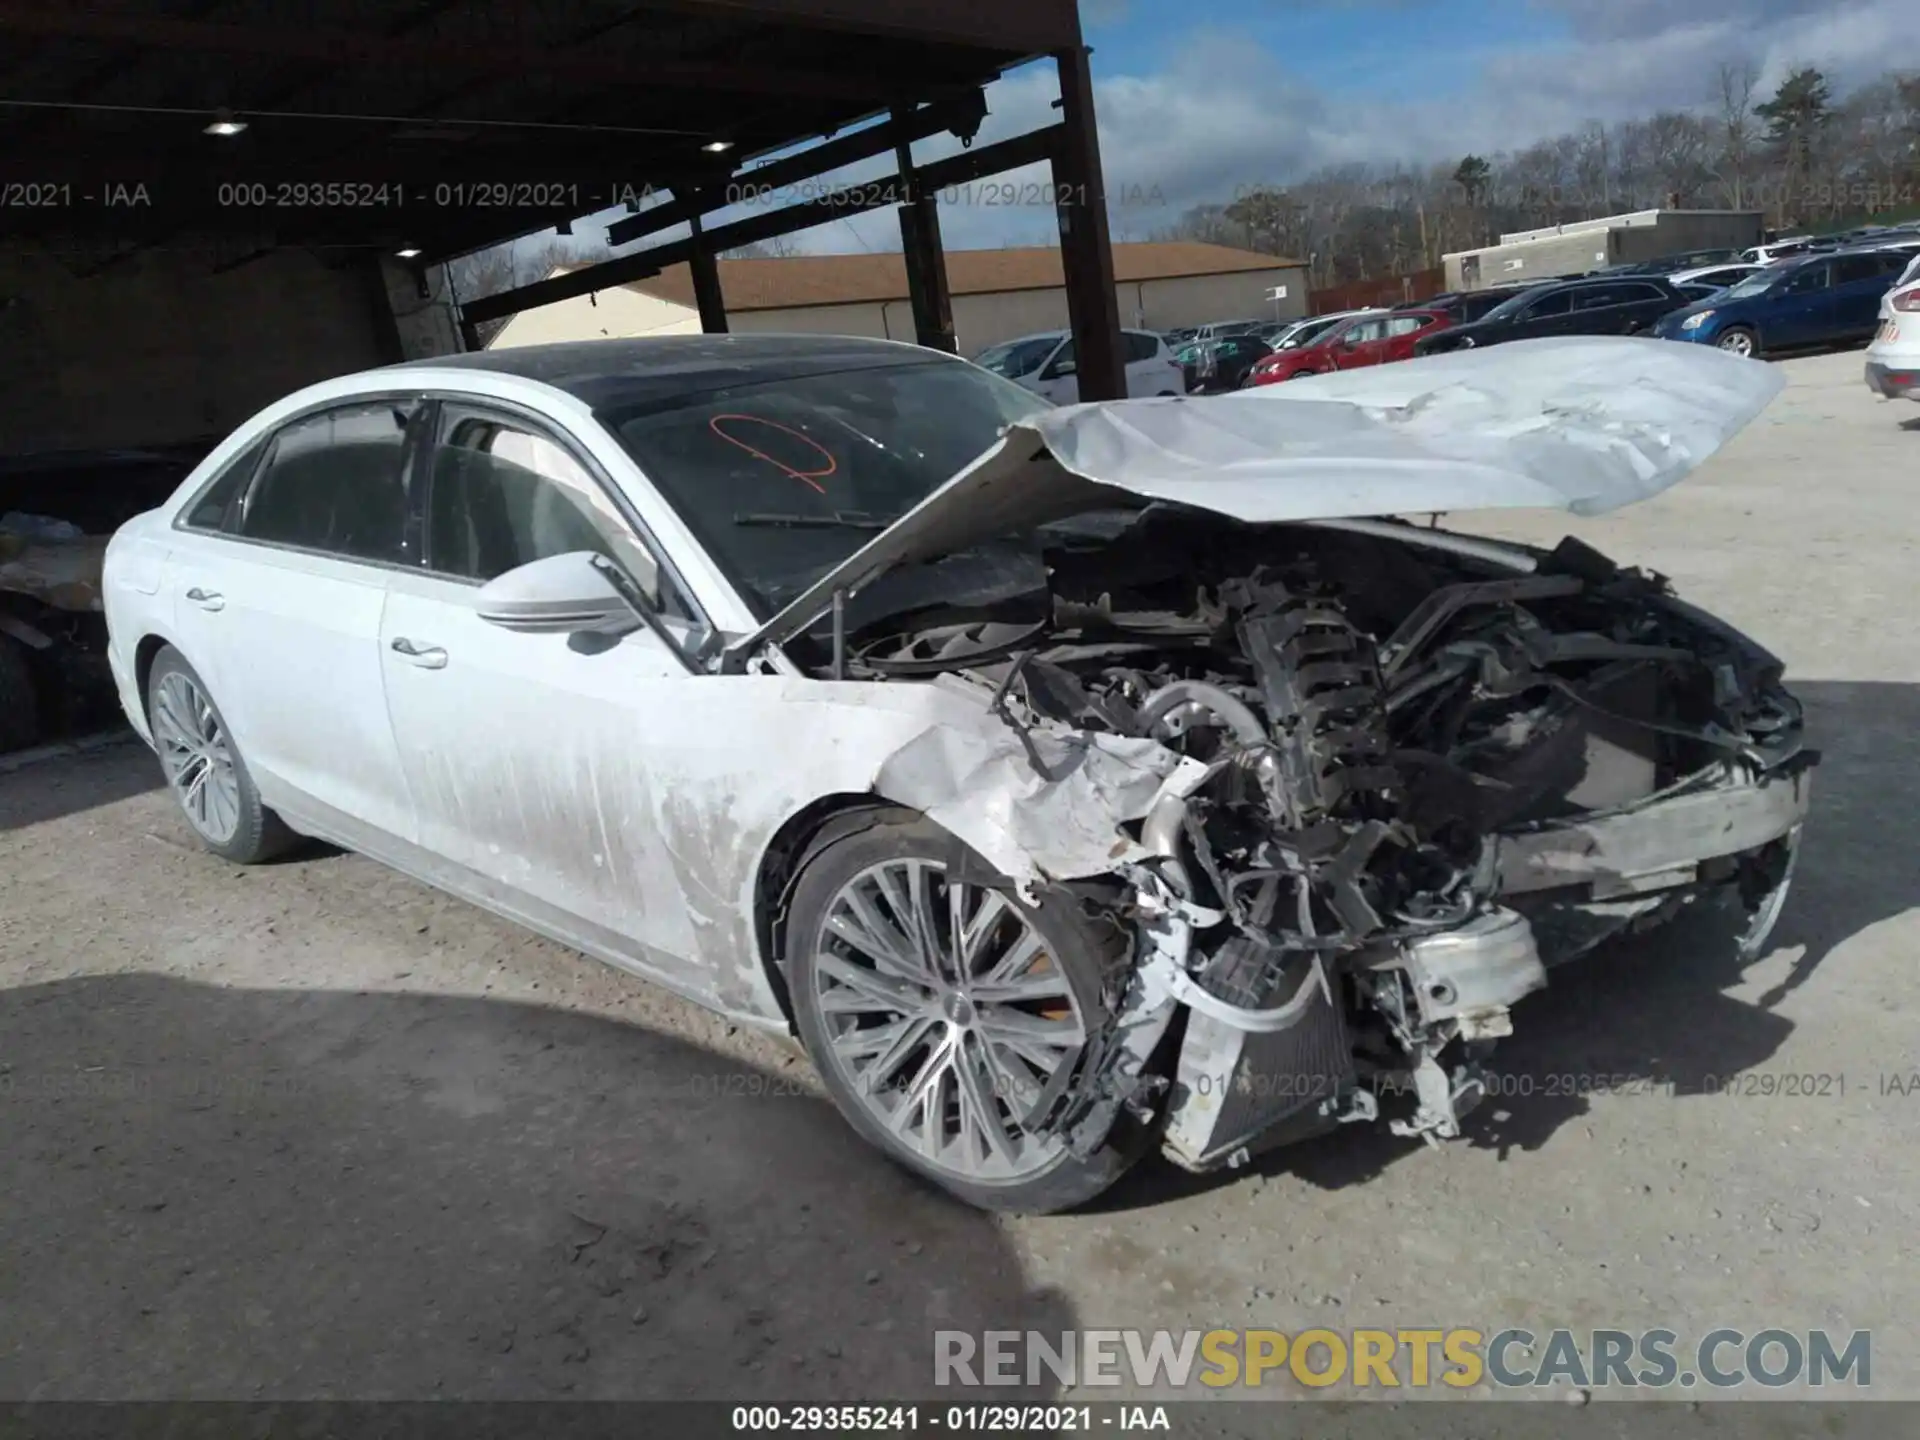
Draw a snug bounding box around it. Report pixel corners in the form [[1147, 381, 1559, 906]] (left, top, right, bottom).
[[239, 402, 416, 563], [180, 436, 268, 532]]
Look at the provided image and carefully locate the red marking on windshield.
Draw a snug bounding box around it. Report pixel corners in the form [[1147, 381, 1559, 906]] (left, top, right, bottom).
[[708, 413, 838, 494]]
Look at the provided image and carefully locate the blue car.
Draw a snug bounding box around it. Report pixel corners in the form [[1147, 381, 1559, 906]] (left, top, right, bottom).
[[1654, 250, 1912, 357]]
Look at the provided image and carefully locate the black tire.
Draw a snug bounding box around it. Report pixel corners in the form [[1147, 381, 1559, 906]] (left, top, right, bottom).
[[785, 807, 1147, 1214], [0, 633, 38, 753], [145, 645, 295, 864]]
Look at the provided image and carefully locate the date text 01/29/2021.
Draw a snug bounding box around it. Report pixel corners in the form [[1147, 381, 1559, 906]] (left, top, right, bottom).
[[730, 1405, 1168, 1432]]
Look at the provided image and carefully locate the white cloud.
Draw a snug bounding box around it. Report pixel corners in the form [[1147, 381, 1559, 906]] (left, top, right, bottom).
[[599, 1, 1919, 258]]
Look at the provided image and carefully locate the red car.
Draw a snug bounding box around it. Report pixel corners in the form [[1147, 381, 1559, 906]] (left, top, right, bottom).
[[1244, 308, 1454, 385]]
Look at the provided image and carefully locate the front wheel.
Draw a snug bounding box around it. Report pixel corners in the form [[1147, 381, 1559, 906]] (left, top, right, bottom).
[[146, 645, 293, 864], [1717, 327, 1758, 357], [785, 809, 1146, 1213]]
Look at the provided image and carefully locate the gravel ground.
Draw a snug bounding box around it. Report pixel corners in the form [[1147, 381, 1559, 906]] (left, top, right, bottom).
[[1, 348, 1915, 1414]]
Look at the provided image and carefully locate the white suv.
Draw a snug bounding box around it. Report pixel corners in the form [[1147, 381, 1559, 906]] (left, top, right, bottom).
[[972, 328, 1189, 403], [1864, 258, 1920, 404]]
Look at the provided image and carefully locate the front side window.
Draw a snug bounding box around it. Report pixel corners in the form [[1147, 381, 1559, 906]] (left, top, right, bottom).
[[425, 410, 684, 615], [1781, 263, 1831, 294], [600, 356, 1049, 617], [239, 401, 416, 563], [1524, 290, 1575, 318], [1122, 332, 1160, 363]]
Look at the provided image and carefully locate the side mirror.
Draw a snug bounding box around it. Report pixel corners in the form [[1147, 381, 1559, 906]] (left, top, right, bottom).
[[474, 549, 651, 635]]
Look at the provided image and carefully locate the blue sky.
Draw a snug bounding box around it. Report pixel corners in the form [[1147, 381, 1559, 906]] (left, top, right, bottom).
[[1081, 0, 1570, 102], [559, 0, 1920, 263]]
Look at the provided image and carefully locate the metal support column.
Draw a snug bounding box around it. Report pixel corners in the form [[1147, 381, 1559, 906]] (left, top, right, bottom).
[[894, 110, 957, 352], [686, 203, 729, 334], [1049, 43, 1124, 401]]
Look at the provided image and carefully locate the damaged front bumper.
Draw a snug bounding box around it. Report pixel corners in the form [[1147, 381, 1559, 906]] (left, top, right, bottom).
[[1129, 756, 1811, 1173]]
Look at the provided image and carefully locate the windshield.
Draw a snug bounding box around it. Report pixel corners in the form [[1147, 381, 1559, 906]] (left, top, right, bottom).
[[1723, 269, 1779, 299], [972, 336, 1060, 379], [1280, 317, 1337, 347], [600, 358, 1049, 617]]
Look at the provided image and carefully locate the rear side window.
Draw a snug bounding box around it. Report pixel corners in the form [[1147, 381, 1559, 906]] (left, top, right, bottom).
[[1122, 332, 1160, 363], [1834, 254, 1899, 283], [1385, 315, 1428, 337], [239, 402, 416, 564], [179, 436, 267, 532]]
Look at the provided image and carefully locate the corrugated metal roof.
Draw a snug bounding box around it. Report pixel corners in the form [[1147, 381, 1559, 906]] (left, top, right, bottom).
[[597, 242, 1301, 313]]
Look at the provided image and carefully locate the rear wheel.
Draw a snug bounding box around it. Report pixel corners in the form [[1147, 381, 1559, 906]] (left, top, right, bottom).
[[785, 809, 1145, 1213], [146, 646, 293, 863], [1716, 327, 1758, 357]]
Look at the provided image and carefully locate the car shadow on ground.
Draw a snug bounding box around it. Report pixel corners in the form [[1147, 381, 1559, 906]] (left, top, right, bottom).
[[1104, 678, 1918, 1208], [0, 974, 1074, 1400]]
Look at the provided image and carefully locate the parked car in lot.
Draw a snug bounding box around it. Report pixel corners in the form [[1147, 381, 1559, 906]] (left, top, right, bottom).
[[1261, 307, 1384, 353], [1669, 262, 1768, 291], [103, 334, 1810, 1214], [1401, 289, 1538, 325], [1178, 334, 1274, 392], [1863, 270, 1920, 402], [1415, 276, 1688, 355], [1247, 308, 1452, 383], [1190, 318, 1266, 343], [1653, 249, 1912, 357], [974, 328, 1187, 401], [1738, 237, 1817, 265], [1603, 248, 1746, 277]]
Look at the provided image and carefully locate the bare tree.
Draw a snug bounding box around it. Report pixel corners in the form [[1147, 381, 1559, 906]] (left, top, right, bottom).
[[1713, 59, 1761, 210]]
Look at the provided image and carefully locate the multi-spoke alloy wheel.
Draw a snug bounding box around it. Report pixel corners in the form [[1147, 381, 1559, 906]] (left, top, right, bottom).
[[786, 811, 1146, 1213], [144, 646, 291, 864], [152, 668, 242, 845], [811, 858, 1085, 1184]]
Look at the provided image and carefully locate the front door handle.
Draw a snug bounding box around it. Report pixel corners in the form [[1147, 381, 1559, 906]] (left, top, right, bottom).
[[184, 587, 225, 612], [390, 637, 448, 670]]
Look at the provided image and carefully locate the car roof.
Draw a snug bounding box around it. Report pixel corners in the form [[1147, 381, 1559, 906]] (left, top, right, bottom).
[[392, 333, 942, 391]]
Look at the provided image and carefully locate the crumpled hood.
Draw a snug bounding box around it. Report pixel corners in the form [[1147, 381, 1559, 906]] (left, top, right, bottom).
[[730, 336, 1783, 662]]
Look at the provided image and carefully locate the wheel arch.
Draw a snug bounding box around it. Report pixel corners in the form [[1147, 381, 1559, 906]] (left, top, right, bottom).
[[132, 632, 177, 721], [749, 792, 902, 1030]]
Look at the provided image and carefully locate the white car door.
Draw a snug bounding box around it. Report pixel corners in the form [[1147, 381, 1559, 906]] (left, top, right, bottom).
[[377, 401, 731, 1003], [163, 399, 422, 847]]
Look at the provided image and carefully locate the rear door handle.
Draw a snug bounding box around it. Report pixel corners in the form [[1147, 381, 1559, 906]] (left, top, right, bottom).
[[184, 587, 225, 612], [390, 637, 448, 670]]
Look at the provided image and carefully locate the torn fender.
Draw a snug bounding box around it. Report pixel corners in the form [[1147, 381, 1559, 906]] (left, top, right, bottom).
[[870, 680, 1184, 886]]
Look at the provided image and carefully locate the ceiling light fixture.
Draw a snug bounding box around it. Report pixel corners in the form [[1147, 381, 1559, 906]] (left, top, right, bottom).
[[702, 139, 735, 153], [204, 109, 247, 137], [395, 247, 423, 259]]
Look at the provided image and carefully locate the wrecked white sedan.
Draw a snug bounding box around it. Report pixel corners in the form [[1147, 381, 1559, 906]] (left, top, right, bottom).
[[103, 334, 1811, 1213]]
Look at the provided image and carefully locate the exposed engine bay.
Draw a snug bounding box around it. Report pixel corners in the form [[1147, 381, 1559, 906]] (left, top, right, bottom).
[[809, 508, 1814, 1171]]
